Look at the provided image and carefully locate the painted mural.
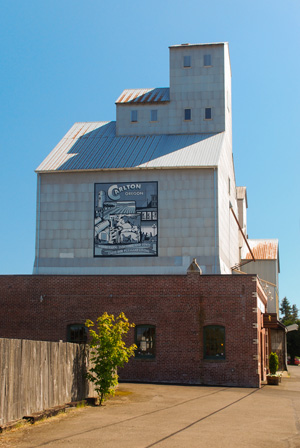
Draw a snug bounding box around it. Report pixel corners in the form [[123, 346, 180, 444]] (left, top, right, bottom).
[[94, 182, 158, 256]]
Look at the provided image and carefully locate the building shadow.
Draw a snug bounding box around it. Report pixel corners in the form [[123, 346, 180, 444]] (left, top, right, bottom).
[[54, 121, 218, 171], [71, 344, 89, 401]]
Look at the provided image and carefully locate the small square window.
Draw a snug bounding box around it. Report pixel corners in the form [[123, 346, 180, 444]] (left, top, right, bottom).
[[150, 110, 158, 121], [205, 108, 212, 120], [204, 54, 211, 66], [135, 325, 156, 358], [67, 324, 87, 344], [184, 108, 191, 121], [131, 110, 138, 122], [183, 55, 191, 67]]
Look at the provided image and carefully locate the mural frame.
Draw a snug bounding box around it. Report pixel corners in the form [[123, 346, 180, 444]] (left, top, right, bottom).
[[94, 181, 158, 257]]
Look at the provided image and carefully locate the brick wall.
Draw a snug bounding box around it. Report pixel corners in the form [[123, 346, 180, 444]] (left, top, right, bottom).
[[0, 273, 267, 388]]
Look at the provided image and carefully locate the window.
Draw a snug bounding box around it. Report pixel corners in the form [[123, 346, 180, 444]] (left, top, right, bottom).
[[204, 325, 225, 359], [184, 108, 191, 121], [183, 55, 191, 67], [150, 110, 158, 122], [131, 110, 138, 122], [205, 107, 212, 120], [204, 54, 211, 66], [67, 324, 88, 344], [135, 325, 155, 358]]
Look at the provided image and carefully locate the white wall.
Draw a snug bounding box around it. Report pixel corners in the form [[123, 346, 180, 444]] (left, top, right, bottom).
[[34, 168, 220, 275], [217, 133, 239, 273], [34, 43, 238, 276], [116, 43, 228, 136], [242, 260, 279, 314]]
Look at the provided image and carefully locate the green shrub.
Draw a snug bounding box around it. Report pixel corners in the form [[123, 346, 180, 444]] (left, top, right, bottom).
[[269, 352, 279, 375], [85, 313, 136, 405]]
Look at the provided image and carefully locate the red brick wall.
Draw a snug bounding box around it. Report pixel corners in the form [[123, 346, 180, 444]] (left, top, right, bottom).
[[0, 273, 266, 388]]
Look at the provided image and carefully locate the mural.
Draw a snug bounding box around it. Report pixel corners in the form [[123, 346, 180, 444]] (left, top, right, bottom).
[[94, 182, 158, 257]]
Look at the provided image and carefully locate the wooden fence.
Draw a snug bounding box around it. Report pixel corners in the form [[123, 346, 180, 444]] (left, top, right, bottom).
[[0, 338, 94, 425]]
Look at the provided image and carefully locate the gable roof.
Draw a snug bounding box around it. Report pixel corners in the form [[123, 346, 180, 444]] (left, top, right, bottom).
[[36, 121, 225, 172]]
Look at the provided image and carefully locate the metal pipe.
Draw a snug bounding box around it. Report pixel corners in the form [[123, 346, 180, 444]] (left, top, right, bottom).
[[229, 201, 255, 262]]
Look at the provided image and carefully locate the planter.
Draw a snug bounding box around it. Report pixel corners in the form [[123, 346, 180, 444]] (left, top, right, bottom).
[[267, 375, 280, 385]]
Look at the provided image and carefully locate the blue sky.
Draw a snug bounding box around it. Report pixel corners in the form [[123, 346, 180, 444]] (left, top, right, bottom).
[[1, 0, 299, 311]]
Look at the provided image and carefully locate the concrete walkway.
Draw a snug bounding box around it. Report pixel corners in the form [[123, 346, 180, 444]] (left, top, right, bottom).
[[1, 367, 300, 448]]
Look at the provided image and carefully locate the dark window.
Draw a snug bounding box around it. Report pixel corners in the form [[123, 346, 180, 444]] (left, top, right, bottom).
[[150, 110, 158, 121], [204, 325, 225, 359], [184, 108, 191, 120], [131, 110, 138, 122], [135, 325, 155, 358], [183, 55, 191, 67], [205, 107, 212, 120], [204, 54, 211, 66], [67, 324, 88, 344]]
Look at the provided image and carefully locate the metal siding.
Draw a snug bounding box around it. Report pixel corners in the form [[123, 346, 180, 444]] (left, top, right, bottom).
[[36, 122, 224, 172]]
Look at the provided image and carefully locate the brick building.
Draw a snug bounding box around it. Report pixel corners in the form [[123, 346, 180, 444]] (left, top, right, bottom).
[[0, 272, 267, 388]]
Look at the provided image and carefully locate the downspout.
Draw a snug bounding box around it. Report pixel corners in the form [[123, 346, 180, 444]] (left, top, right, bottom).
[[214, 168, 218, 274], [36, 174, 41, 274]]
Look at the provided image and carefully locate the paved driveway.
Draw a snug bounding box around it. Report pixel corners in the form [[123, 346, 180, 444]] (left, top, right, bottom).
[[1, 367, 300, 448]]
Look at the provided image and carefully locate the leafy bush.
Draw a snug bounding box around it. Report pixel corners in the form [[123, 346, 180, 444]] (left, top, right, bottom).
[[269, 352, 279, 375], [85, 313, 136, 405]]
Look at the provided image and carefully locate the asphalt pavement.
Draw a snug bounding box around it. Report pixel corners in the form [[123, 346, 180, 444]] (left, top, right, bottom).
[[1, 366, 300, 448]]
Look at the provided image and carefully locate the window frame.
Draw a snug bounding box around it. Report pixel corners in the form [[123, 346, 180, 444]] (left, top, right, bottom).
[[67, 324, 88, 344], [205, 107, 212, 120], [131, 110, 138, 122], [204, 54, 212, 67], [184, 108, 192, 121], [203, 325, 225, 360], [150, 109, 158, 122], [183, 55, 191, 68], [135, 324, 156, 359]]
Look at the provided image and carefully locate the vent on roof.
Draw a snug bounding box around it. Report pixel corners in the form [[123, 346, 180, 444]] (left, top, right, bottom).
[[181, 43, 190, 46]]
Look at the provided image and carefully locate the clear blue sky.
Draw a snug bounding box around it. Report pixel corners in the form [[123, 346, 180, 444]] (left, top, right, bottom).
[[1, 0, 299, 311]]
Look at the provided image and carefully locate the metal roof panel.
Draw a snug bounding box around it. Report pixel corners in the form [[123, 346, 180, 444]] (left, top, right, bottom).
[[242, 239, 279, 260], [36, 121, 224, 172], [116, 88, 170, 104]]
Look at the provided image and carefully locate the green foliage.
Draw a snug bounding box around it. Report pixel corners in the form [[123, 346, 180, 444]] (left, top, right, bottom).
[[280, 298, 299, 325], [280, 297, 292, 323], [85, 313, 136, 405], [279, 298, 300, 364], [269, 352, 279, 375], [76, 400, 87, 408], [292, 305, 299, 322], [287, 319, 300, 364]]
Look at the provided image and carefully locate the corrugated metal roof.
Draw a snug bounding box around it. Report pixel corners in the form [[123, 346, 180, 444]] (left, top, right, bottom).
[[36, 121, 225, 172], [169, 42, 227, 48], [242, 239, 279, 260], [116, 88, 170, 104]]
